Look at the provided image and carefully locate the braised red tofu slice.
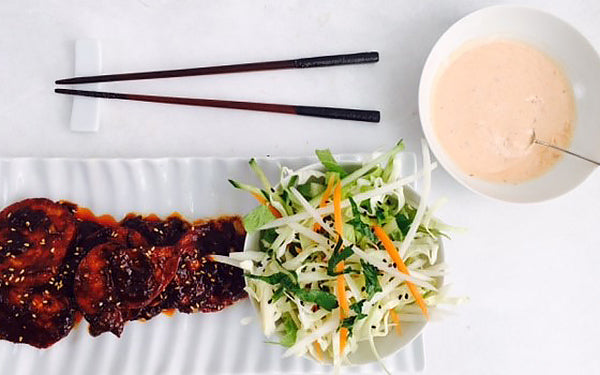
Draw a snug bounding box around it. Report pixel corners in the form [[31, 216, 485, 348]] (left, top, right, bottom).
[[74, 240, 180, 337], [0, 285, 75, 348], [139, 216, 246, 317], [0, 198, 76, 287], [121, 215, 190, 246]]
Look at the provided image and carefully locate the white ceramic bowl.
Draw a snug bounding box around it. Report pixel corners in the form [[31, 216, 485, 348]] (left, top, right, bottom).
[[419, 5, 600, 203], [243, 161, 444, 365]]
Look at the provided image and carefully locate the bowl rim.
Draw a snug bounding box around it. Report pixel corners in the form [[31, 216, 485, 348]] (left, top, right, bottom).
[[418, 4, 600, 204], [242, 160, 445, 365]]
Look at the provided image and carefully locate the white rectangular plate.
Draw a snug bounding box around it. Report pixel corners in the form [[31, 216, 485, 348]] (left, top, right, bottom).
[[0, 154, 424, 374]]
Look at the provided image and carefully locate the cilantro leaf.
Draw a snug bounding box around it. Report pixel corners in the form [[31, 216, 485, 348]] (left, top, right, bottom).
[[272, 286, 285, 302], [361, 259, 382, 299], [259, 228, 278, 251], [395, 206, 416, 237], [327, 239, 355, 276], [315, 149, 348, 177], [348, 197, 377, 243], [375, 207, 386, 225], [350, 300, 367, 319], [246, 272, 339, 311], [294, 288, 339, 311]]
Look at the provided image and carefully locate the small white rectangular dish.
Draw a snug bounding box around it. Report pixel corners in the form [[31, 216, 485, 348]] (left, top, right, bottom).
[[0, 153, 423, 374]]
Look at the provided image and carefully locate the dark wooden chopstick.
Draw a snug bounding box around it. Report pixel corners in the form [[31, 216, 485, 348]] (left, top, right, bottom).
[[55, 52, 379, 85], [55, 88, 380, 123]]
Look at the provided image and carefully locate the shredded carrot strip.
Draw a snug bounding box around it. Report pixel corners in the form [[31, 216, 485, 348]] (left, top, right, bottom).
[[333, 181, 343, 236], [313, 175, 337, 232], [336, 269, 350, 316], [251, 192, 282, 218], [313, 341, 324, 362], [339, 327, 348, 355], [373, 225, 429, 320], [332, 180, 350, 354], [389, 308, 402, 335]]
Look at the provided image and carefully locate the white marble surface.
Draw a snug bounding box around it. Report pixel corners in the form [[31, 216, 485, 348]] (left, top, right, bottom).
[[0, 1, 599, 374]]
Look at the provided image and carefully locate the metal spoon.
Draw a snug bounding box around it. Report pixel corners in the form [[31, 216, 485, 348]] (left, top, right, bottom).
[[530, 130, 599, 166]]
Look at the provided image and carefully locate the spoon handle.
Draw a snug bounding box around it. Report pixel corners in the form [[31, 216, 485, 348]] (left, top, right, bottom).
[[534, 139, 600, 166]]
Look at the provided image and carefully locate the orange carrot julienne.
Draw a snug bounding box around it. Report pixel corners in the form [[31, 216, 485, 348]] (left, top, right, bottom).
[[373, 225, 429, 320], [333, 179, 350, 354], [313, 175, 337, 232], [251, 192, 282, 218], [339, 326, 348, 355], [320, 175, 338, 207], [389, 308, 402, 335], [336, 270, 350, 317], [313, 341, 324, 362], [333, 181, 343, 237]]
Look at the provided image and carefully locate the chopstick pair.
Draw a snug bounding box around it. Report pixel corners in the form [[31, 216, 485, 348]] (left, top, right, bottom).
[[55, 52, 380, 123]]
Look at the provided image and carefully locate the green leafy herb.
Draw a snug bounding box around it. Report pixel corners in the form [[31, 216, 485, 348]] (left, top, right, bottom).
[[341, 316, 359, 330], [243, 205, 276, 233], [327, 239, 355, 276], [375, 207, 386, 225], [361, 259, 382, 299], [395, 206, 416, 237], [294, 288, 339, 311], [341, 314, 367, 330], [272, 286, 285, 302], [350, 300, 367, 319], [315, 149, 348, 177], [259, 228, 278, 251], [280, 312, 298, 347], [246, 272, 339, 311], [348, 197, 377, 243], [247, 272, 291, 286]]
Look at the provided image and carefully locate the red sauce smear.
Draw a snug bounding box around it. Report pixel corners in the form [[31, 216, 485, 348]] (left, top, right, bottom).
[[0, 198, 246, 348]]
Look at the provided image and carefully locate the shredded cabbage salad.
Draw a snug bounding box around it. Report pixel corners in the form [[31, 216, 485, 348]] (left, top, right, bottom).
[[214, 140, 457, 373]]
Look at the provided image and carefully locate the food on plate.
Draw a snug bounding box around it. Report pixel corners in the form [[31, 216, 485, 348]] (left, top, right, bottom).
[[121, 214, 191, 246], [132, 217, 246, 319], [0, 198, 77, 288], [0, 198, 246, 348], [432, 38, 575, 183], [0, 283, 75, 348], [219, 141, 454, 371], [74, 236, 180, 336]]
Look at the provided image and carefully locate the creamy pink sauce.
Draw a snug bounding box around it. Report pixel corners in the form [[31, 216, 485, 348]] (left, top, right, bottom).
[[432, 39, 576, 184]]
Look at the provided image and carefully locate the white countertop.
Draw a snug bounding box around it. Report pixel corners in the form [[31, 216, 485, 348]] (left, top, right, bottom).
[[1, 1, 599, 374]]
